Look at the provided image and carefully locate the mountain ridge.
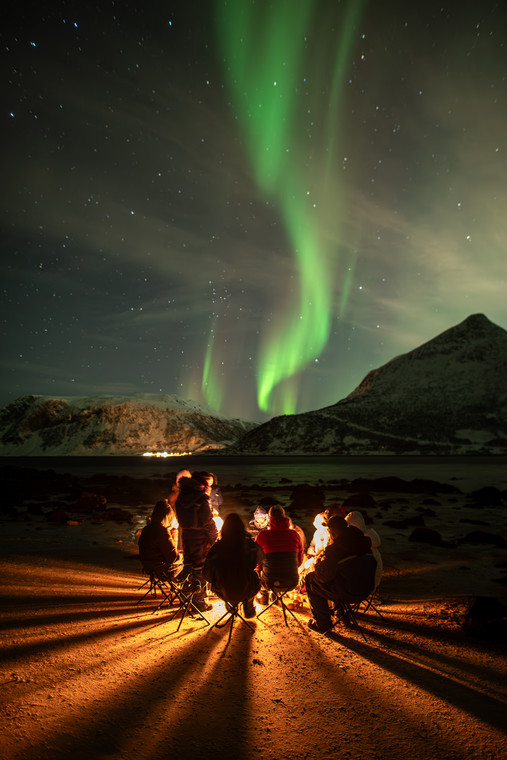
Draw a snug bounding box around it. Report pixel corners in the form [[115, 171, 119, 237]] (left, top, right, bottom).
[[1, 314, 505, 456], [231, 314, 507, 455], [0, 393, 257, 455]]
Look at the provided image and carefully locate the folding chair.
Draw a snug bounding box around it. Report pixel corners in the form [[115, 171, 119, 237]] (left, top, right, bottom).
[[331, 599, 368, 641], [359, 594, 385, 620], [172, 576, 211, 630], [209, 598, 255, 643], [256, 585, 299, 626], [137, 567, 210, 628], [328, 554, 380, 640], [136, 568, 174, 612]]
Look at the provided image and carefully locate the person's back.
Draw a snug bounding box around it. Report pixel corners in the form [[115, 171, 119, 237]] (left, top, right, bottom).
[[138, 500, 179, 573], [256, 506, 304, 592], [314, 515, 372, 584], [204, 512, 260, 617], [175, 473, 218, 612], [175, 475, 218, 539], [305, 514, 376, 632]]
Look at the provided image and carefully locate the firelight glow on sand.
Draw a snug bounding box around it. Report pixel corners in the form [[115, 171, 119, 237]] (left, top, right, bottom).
[[212, 0, 366, 415]]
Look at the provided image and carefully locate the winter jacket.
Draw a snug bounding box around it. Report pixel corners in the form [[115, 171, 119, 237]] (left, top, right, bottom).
[[313, 524, 372, 584], [203, 535, 260, 603], [138, 522, 179, 571], [256, 515, 304, 588], [175, 477, 218, 545], [345, 510, 383, 590]]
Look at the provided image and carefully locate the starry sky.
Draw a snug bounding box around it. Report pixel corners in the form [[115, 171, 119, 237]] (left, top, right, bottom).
[[2, 0, 506, 422]]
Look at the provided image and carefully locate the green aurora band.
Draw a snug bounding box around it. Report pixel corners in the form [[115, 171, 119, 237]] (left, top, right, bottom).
[[215, 0, 365, 415]]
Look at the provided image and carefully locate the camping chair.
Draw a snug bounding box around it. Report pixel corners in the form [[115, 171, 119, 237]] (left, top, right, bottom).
[[358, 593, 385, 620], [136, 567, 175, 612], [257, 583, 299, 627], [172, 575, 211, 630], [331, 599, 368, 641], [328, 554, 379, 640], [137, 566, 210, 627], [209, 597, 255, 643]]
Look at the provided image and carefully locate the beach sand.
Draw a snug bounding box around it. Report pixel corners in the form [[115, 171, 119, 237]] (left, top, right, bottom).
[[1, 464, 506, 760]]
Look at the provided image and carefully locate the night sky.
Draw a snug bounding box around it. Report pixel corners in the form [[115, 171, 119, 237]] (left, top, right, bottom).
[[2, 0, 506, 422]]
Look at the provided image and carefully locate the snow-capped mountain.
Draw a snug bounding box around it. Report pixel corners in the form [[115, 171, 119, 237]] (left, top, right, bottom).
[[232, 314, 507, 455], [0, 393, 257, 455]]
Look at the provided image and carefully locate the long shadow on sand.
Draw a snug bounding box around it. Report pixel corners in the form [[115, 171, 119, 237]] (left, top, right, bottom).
[[322, 620, 507, 732]]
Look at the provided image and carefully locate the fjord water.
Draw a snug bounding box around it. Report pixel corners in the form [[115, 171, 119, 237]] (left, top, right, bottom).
[[2, 455, 506, 493]]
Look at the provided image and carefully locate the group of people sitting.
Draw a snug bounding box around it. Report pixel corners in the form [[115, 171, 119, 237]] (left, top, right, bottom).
[[138, 469, 382, 632]]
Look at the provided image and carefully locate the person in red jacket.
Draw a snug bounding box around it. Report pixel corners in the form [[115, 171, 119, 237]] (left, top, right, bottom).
[[255, 505, 304, 604]]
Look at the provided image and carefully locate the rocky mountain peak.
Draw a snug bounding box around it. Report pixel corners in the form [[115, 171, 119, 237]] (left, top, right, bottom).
[[232, 314, 507, 455]]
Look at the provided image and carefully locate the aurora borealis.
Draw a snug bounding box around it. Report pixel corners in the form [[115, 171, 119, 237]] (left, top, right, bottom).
[[2, 1, 506, 422], [216, 0, 366, 414]]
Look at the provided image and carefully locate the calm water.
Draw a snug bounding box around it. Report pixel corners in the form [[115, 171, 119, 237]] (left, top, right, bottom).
[[1, 455, 506, 493]]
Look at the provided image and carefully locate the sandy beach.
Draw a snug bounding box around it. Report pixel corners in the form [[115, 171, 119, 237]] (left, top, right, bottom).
[[1, 460, 506, 760]]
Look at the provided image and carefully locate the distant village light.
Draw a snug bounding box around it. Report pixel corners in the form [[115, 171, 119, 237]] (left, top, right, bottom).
[[142, 451, 192, 458]]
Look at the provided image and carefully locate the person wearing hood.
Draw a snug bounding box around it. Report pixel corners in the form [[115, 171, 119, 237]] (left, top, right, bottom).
[[307, 504, 346, 557], [175, 472, 219, 611], [345, 510, 383, 591], [305, 514, 377, 633], [255, 505, 304, 604]]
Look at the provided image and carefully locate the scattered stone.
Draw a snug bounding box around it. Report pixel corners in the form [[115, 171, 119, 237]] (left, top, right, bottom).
[[75, 492, 107, 513], [343, 492, 377, 509], [470, 486, 503, 507], [408, 527, 450, 547], [461, 596, 507, 640], [457, 531, 506, 548], [46, 508, 70, 524]]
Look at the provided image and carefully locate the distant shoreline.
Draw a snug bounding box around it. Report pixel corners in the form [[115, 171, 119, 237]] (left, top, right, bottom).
[[1, 453, 506, 492]]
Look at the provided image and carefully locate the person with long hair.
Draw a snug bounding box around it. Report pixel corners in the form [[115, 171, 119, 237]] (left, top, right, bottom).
[[203, 512, 260, 618], [138, 499, 179, 575]]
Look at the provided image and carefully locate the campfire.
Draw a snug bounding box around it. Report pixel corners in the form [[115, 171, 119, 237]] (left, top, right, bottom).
[[308, 512, 330, 557]]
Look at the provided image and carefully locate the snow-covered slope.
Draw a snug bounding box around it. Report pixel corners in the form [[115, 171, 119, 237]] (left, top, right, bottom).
[[232, 314, 507, 455], [0, 393, 257, 455]]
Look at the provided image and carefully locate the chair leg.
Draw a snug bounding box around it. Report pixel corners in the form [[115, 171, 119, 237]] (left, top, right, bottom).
[[360, 596, 385, 620], [257, 588, 298, 626], [136, 573, 159, 605], [137, 576, 151, 592], [150, 577, 172, 613], [175, 583, 210, 631], [332, 601, 367, 641], [210, 601, 254, 642]]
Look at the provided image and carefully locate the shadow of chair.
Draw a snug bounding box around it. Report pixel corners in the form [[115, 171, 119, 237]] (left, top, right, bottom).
[[136, 566, 210, 628]]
